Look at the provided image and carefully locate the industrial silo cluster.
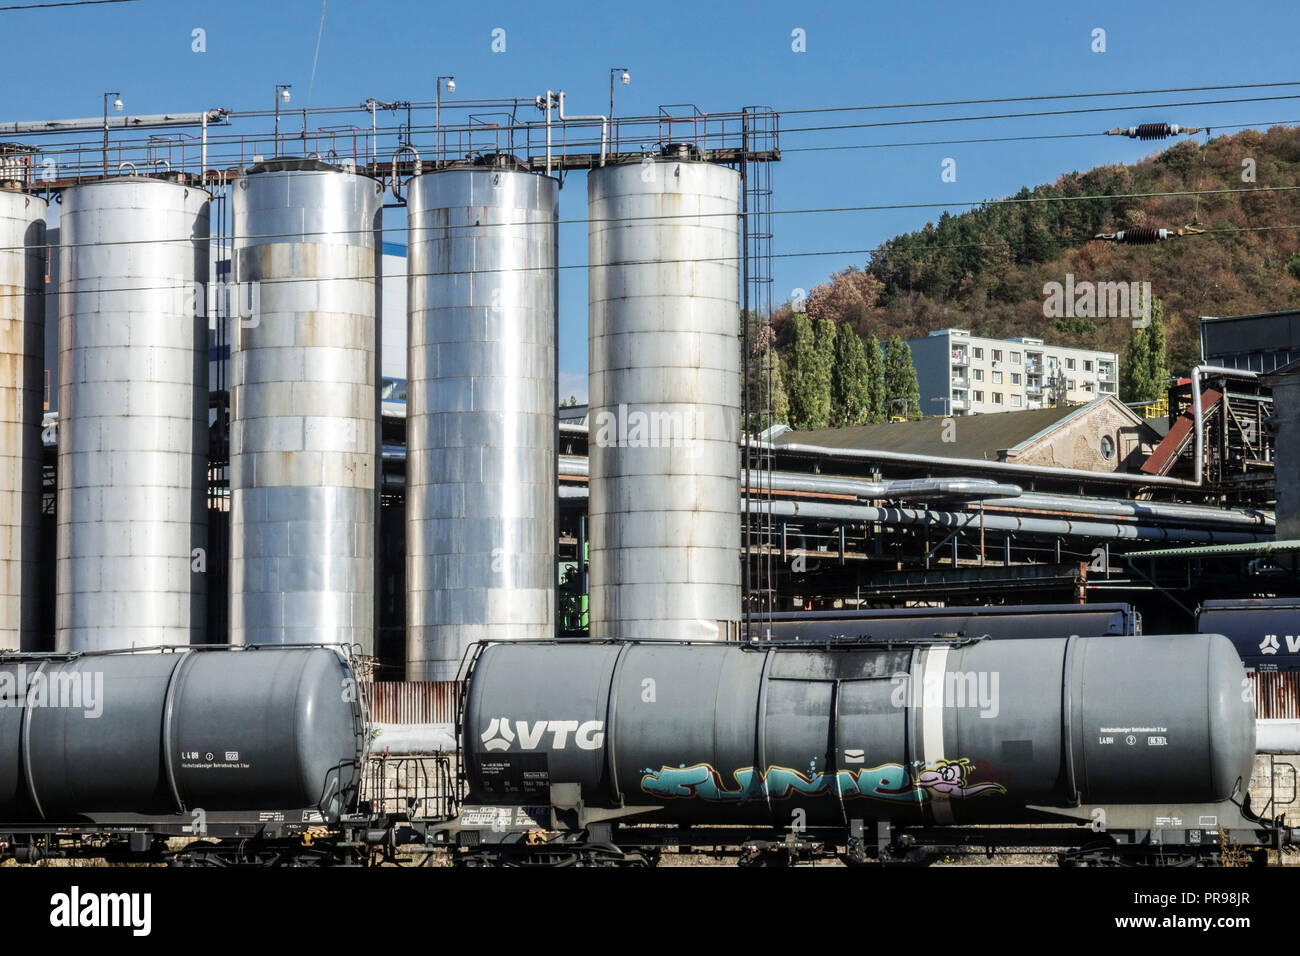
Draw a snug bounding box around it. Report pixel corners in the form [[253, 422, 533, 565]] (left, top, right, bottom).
[[1, 140, 743, 670], [0, 188, 46, 651], [405, 157, 559, 681], [55, 177, 210, 651], [587, 146, 742, 642], [229, 159, 383, 651]]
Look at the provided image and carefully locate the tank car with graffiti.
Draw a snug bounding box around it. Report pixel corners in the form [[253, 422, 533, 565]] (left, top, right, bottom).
[[431, 634, 1294, 866]]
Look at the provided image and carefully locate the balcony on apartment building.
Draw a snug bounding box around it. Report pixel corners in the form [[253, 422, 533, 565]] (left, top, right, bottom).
[[950, 348, 969, 367]]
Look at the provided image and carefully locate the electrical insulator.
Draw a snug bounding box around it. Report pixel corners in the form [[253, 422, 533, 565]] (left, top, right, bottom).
[[1092, 225, 1206, 243], [1104, 123, 1204, 140]]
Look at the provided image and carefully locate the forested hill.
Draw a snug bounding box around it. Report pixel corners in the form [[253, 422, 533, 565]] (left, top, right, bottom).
[[777, 125, 1300, 376]]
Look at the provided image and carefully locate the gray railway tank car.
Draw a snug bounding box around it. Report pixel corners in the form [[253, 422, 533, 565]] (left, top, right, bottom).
[[461, 635, 1252, 828], [747, 603, 1140, 642], [56, 177, 210, 652], [0, 646, 365, 821], [405, 160, 558, 682], [230, 159, 383, 651], [0, 189, 46, 651], [587, 147, 742, 642]]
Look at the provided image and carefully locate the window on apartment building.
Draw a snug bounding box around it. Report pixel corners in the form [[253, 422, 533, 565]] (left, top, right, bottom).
[[973, 347, 984, 359], [1011, 373, 1021, 385], [972, 368, 983, 381], [1011, 394, 1022, 407], [992, 349, 1003, 361], [992, 371, 1003, 384], [1066, 379, 1075, 390], [1084, 360, 1093, 372], [1010, 352, 1021, 364], [974, 390, 984, 402], [992, 392, 1002, 404], [1066, 358, 1076, 370]]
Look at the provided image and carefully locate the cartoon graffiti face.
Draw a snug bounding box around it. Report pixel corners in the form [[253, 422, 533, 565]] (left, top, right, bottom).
[[913, 759, 1005, 798]]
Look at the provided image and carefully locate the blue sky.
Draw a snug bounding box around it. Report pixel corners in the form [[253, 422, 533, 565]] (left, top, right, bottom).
[[4, 0, 1298, 402]]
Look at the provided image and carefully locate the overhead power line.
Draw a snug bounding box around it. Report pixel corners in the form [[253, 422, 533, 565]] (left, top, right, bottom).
[[777, 81, 1300, 116], [0, 0, 136, 9]]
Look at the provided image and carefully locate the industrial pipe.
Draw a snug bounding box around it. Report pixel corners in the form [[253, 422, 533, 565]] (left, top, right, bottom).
[[557, 91, 607, 166], [982, 491, 1272, 529], [0, 109, 229, 137], [390, 144, 421, 200], [763, 498, 1269, 545], [555, 454, 1270, 530]]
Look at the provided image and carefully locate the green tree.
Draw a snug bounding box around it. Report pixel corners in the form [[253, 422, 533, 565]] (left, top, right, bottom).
[[1121, 327, 1154, 402], [1121, 292, 1169, 403], [1143, 294, 1169, 397], [741, 314, 791, 433], [761, 349, 791, 430], [784, 314, 832, 430], [830, 323, 871, 426], [882, 335, 921, 419], [864, 334, 886, 423]]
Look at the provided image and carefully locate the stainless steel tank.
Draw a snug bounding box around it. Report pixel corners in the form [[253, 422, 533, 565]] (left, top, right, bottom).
[[56, 177, 210, 651], [462, 635, 1256, 825], [230, 159, 382, 651], [405, 162, 558, 681], [0, 646, 366, 820], [587, 148, 741, 641], [0, 189, 46, 651]]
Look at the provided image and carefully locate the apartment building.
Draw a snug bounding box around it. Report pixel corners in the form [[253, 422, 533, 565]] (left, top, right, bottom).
[[906, 329, 1118, 416]]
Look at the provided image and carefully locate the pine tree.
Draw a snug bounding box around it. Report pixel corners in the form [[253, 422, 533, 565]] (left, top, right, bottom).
[[830, 323, 871, 426], [1122, 327, 1154, 402], [762, 348, 791, 430], [1144, 295, 1169, 397], [865, 334, 886, 423], [883, 335, 921, 419], [784, 314, 832, 430]]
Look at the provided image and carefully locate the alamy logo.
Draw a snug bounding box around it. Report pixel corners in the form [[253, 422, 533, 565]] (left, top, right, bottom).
[[0, 666, 103, 718], [890, 670, 1000, 718], [49, 886, 151, 937], [591, 403, 698, 450], [1042, 274, 1152, 328], [480, 718, 605, 751]]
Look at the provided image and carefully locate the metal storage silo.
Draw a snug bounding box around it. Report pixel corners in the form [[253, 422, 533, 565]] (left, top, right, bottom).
[[230, 159, 382, 651], [56, 177, 210, 651], [587, 147, 741, 641], [0, 188, 46, 651], [405, 158, 558, 681]]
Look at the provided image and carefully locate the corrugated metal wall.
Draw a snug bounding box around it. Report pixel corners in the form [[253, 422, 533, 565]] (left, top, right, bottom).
[[363, 680, 459, 724], [1253, 672, 1300, 720]]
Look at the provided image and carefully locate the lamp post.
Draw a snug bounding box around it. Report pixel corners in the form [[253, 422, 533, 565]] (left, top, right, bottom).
[[608, 68, 629, 155], [102, 92, 122, 176], [435, 75, 455, 166], [274, 84, 292, 156], [931, 396, 951, 417]]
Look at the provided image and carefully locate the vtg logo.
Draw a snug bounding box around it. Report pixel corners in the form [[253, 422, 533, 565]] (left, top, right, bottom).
[[1259, 634, 1300, 655], [480, 718, 605, 752]]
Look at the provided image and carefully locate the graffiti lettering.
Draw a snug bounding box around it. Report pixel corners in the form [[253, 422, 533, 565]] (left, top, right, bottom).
[[640, 758, 1005, 805]]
